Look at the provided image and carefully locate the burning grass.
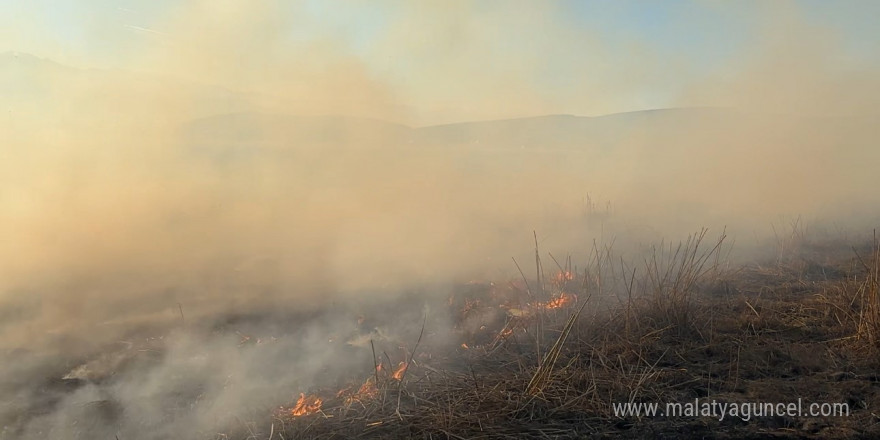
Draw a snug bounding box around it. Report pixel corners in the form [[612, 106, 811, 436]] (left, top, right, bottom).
[[244, 229, 880, 439], [289, 393, 323, 417], [10, 229, 880, 439]]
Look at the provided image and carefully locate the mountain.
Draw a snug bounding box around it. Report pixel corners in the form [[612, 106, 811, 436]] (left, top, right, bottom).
[[1, 52, 741, 154], [182, 112, 413, 149], [180, 107, 737, 153], [414, 107, 732, 150]]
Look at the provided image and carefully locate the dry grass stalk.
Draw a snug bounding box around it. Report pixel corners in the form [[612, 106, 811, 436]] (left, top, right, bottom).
[[526, 300, 588, 395], [265, 230, 880, 440], [854, 230, 880, 349]]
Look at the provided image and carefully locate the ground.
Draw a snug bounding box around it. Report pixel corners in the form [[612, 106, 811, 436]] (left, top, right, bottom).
[[6, 232, 880, 439], [263, 233, 880, 439]]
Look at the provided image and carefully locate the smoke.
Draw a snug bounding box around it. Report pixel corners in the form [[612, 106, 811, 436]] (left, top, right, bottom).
[[1, 1, 879, 438]]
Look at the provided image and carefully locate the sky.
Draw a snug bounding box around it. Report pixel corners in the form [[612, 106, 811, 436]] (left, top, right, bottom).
[[2, 0, 879, 124]]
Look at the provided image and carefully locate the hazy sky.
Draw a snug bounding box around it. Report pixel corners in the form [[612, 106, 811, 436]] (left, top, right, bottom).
[[3, 1, 879, 123]]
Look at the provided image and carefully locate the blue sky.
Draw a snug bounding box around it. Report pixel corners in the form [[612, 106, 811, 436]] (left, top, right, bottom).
[[3, 1, 878, 122], [4, 1, 877, 70]]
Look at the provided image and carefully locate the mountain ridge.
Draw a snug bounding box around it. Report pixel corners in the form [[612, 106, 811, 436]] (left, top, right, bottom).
[[2, 51, 729, 130]]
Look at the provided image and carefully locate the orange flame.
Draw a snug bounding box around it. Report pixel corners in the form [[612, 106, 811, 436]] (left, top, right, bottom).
[[291, 393, 323, 416], [336, 386, 352, 398], [345, 377, 379, 405], [543, 293, 577, 310], [553, 271, 575, 283], [358, 377, 378, 397], [391, 361, 408, 380]]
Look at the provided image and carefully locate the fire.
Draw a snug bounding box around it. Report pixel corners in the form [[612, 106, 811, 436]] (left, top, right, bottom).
[[357, 377, 378, 397], [391, 361, 408, 380], [553, 270, 575, 283], [290, 393, 323, 416], [345, 377, 379, 405], [542, 292, 577, 310]]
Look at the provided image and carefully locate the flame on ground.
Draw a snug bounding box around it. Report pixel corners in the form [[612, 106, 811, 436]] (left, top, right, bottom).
[[344, 377, 379, 405], [335, 386, 353, 398], [542, 292, 577, 310], [553, 270, 575, 283], [391, 361, 408, 380], [291, 393, 323, 416]]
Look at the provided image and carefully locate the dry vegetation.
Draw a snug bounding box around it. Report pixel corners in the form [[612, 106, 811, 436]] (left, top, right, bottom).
[[8, 227, 879, 440], [239, 228, 880, 440]]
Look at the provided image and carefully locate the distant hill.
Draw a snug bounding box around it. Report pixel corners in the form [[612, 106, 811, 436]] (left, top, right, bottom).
[[4, 52, 818, 157], [180, 107, 736, 153], [414, 108, 732, 150], [182, 112, 413, 149]]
